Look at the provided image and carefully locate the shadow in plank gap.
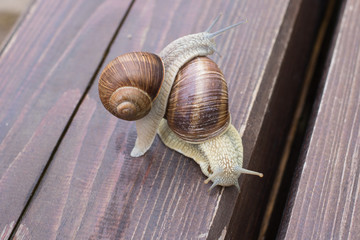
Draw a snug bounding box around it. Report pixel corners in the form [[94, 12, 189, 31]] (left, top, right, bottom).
[[0, 0, 32, 44], [263, 0, 351, 238], [0, 221, 30, 240]]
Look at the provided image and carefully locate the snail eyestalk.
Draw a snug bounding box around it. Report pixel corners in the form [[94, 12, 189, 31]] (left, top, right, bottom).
[[208, 19, 247, 38], [213, 47, 222, 58], [234, 165, 263, 178], [205, 13, 223, 33]]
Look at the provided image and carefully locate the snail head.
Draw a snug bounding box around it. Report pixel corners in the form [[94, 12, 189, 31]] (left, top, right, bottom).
[[204, 165, 263, 192]]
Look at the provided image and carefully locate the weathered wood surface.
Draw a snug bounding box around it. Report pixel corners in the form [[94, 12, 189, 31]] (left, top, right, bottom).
[[1, 0, 328, 239], [0, 0, 133, 237], [279, 0, 360, 239]]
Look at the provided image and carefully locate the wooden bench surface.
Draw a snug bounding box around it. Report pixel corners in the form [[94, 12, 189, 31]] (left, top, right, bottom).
[[279, 0, 360, 239], [1, 0, 356, 239]]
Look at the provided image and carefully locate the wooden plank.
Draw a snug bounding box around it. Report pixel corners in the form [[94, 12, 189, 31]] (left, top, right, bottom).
[[13, 0, 325, 239], [0, 0, 133, 237], [279, 0, 360, 239]]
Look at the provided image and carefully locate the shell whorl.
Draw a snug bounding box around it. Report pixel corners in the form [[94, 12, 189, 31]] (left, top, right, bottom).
[[131, 32, 217, 156], [98, 52, 164, 121], [166, 56, 230, 143]]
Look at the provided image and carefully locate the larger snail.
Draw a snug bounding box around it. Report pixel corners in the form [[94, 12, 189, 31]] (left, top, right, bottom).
[[98, 16, 263, 190]]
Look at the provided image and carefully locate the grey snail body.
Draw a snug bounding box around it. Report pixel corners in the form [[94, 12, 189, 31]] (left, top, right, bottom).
[[98, 17, 263, 190]]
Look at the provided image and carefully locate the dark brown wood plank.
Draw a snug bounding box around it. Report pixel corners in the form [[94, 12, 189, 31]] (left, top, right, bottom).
[[279, 0, 360, 239], [14, 0, 325, 239], [0, 0, 133, 237]]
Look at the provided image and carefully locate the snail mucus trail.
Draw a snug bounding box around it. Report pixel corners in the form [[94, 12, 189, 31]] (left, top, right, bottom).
[[98, 16, 263, 191]]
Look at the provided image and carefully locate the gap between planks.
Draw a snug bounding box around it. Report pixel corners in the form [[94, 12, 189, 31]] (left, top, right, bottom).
[[258, 0, 344, 238]]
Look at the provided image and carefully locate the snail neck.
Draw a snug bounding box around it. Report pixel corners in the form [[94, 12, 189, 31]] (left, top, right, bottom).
[[159, 32, 216, 74], [199, 129, 241, 176]]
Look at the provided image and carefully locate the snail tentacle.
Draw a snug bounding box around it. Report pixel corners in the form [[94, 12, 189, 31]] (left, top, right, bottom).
[[208, 19, 247, 38], [234, 181, 240, 191], [204, 170, 222, 184], [235, 166, 263, 178], [209, 180, 220, 191], [205, 14, 222, 33]]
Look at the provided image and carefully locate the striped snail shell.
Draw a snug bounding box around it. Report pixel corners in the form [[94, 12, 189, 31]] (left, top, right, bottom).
[[166, 56, 230, 143], [98, 52, 164, 121], [98, 53, 230, 142]]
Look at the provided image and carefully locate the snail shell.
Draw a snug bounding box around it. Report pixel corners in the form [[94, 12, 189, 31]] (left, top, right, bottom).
[[98, 52, 164, 121], [166, 57, 230, 143]]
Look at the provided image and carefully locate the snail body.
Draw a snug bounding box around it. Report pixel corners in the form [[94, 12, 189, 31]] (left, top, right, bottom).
[[159, 56, 262, 190], [98, 17, 263, 190], [158, 120, 262, 190]]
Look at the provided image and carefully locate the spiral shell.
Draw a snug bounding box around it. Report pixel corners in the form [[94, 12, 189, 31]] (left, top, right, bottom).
[[98, 52, 164, 121], [166, 57, 230, 143]]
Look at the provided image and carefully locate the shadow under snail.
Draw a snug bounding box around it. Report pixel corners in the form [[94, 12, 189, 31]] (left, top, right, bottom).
[[98, 16, 263, 191]]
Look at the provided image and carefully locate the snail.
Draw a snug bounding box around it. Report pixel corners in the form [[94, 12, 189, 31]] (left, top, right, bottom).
[[98, 16, 263, 190]]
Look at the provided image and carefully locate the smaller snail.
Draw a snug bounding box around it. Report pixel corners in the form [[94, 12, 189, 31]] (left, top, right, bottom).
[[99, 52, 164, 121], [98, 16, 263, 190]]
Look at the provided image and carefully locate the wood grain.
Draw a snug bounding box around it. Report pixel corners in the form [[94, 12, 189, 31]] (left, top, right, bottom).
[[10, 0, 327, 239], [279, 0, 360, 239], [0, 0, 133, 236]]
